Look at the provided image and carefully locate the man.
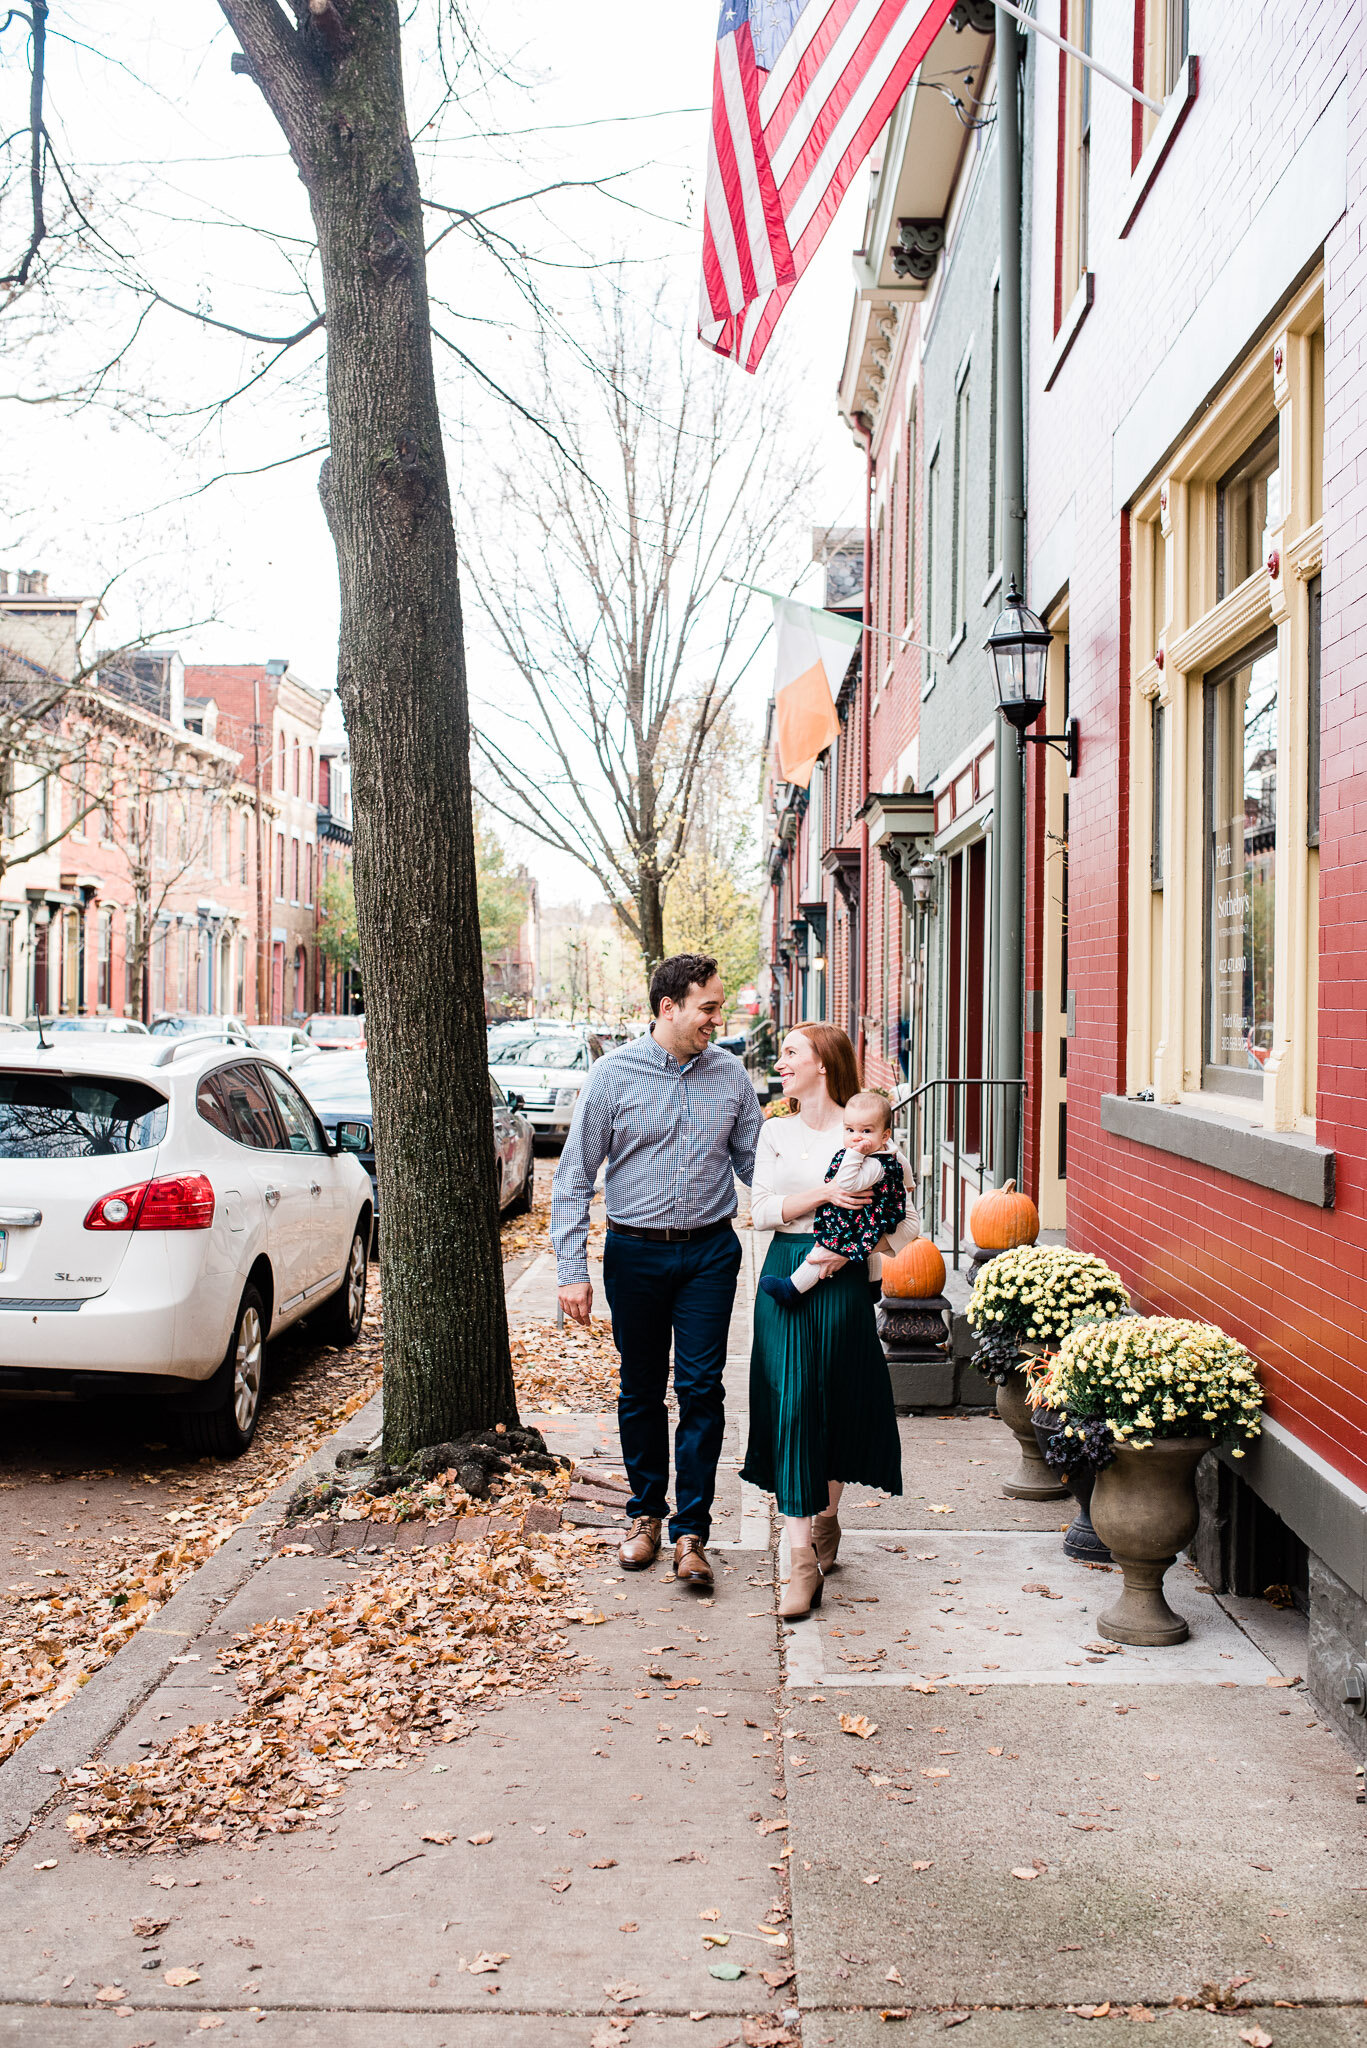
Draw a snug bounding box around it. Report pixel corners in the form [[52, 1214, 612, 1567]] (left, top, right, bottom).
[[552, 953, 764, 1590]]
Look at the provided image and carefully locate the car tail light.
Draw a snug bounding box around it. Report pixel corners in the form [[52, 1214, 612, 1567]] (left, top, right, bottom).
[[84, 1174, 215, 1231]]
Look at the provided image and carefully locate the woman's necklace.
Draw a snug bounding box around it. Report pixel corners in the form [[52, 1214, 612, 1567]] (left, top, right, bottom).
[[796, 1110, 840, 1162]]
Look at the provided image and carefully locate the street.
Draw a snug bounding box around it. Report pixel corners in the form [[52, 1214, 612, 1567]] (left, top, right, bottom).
[[1, 1217, 1363, 2044]]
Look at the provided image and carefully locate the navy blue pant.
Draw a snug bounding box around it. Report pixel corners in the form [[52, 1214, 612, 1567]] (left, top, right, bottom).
[[602, 1225, 742, 1544]]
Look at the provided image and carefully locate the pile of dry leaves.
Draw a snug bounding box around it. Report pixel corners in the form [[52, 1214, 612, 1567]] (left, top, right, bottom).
[[64, 1526, 596, 1854], [499, 1162, 605, 1268], [0, 1309, 384, 1768], [512, 1316, 620, 1413]]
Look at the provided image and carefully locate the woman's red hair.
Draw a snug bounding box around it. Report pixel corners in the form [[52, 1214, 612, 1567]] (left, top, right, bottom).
[[784, 1021, 862, 1111]]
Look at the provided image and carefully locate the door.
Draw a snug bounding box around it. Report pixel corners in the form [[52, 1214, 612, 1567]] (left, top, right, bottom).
[[205, 1060, 313, 1320], [259, 1061, 344, 1297], [489, 1073, 516, 1205]]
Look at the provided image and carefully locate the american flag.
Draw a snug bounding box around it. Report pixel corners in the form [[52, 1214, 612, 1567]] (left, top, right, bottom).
[[700, 0, 957, 373]]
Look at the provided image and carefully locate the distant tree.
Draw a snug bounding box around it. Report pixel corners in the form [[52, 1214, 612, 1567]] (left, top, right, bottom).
[[316, 862, 359, 972], [474, 810, 528, 963], [470, 288, 810, 978], [663, 706, 761, 999]]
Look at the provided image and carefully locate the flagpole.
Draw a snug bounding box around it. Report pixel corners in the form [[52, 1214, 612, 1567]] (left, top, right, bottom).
[[994, 0, 1163, 114], [721, 575, 945, 657]]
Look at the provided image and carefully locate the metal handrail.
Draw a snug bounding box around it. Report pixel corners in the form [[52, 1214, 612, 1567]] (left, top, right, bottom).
[[889, 1076, 1027, 1269]]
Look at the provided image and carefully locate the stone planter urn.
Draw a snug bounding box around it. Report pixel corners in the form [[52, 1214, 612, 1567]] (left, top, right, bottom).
[[1030, 1404, 1111, 1563], [995, 1360, 1068, 1502], [1088, 1438, 1212, 1646]]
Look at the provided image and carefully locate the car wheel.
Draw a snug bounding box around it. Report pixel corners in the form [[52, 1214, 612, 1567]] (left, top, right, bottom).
[[180, 1285, 266, 1459], [314, 1220, 369, 1346], [507, 1147, 535, 1217]]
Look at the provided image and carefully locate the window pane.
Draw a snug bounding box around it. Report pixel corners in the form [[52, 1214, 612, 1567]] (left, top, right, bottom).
[[263, 1063, 326, 1152], [0, 1073, 167, 1158], [1217, 422, 1279, 599], [214, 1063, 281, 1150], [1206, 645, 1278, 1091]]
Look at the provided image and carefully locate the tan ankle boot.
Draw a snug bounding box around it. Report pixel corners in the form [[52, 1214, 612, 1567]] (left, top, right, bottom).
[[813, 1509, 841, 1574], [779, 1544, 824, 1620]]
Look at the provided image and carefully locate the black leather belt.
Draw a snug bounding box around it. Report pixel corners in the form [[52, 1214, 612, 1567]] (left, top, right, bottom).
[[607, 1217, 735, 1244]]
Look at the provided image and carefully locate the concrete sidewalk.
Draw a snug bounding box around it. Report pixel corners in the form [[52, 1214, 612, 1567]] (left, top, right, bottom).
[[2, 1222, 1366, 2043]]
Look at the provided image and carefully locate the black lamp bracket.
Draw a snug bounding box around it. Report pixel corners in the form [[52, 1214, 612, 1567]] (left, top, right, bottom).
[[1022, 716, 1079, 777]]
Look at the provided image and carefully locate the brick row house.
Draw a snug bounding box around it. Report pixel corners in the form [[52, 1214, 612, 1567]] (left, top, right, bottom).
[[0, 575, 354, 1026], [763, 2, 1367, 1745]]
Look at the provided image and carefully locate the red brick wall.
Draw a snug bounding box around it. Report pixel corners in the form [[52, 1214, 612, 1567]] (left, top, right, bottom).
[[1026, 5, 1367, 1490]]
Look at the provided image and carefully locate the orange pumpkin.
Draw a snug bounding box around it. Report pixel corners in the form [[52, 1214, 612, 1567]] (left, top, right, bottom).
[[881, 1235, 947, 1299], [969, 1179, 1040, 1252]]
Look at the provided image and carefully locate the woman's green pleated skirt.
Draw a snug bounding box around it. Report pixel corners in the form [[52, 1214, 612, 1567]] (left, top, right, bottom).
[[740, 1233, 903, 1518]]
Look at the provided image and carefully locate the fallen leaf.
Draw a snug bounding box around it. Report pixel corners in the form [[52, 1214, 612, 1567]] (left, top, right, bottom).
[[886, 1966, 904, 1984], [928, 1505, 953, 1515], [149, 1875, 177, 1889], [1238, 2032, 1273, 2047], [682, 1726, 712, 1747], [839, 1713, 877, 1740], [590, 1858, 618, 1869], [862, 1873, 882, 1885], [1074, 2004, 1111, 2019], [465, 1951, 509, 1975], [911, 1860, 932, 1872], [1010, 1868, 1038, 1881], [32, 1859, 57, 1870], [943, 2016, 972, 2030], [548, 1879, 572, 1893], [421, 1831, 453, 1845], [923, 1767, 951, 1779], [131, 1917, 171, 1938], [700, 1908, 721, 1921], [988, 1746, 1004, 1757], [468, 1832, 494, 1845], [1126, 2009, 1156, 2023], [580, 1611, 607, 1626], [199, 2021, 226, 2033], [164, 1967, 201, 1987], [95, 1986, 127, 2004], [604, 1980, 641, 2002], [619, 1921, 638, 1933], [703, 1932, 730, 1948], [880, 2012, 910, 2023], [709, 1962, 745, 1981]]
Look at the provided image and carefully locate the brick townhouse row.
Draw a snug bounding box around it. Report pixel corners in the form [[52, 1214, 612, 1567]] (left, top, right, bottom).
[[763, 2, 1367, 1750], [0, 574, 354, 1026]]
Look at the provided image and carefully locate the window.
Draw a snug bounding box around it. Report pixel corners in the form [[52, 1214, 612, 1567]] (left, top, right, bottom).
[[0, 1072, 168, 1158], [1057, 0, 1093, 321], [198, 1063, 280, 1149], [874, 506, 885, 661], [988, 282, 1001, 576], [319, 755, 331, 811], [951, 373, 970, 638], [307, 747, 315, 802], [1307, 576, 1321, 849], [240, 814, 250, 885], [0, 914, 13, 1015], [1217, 421, 1279, 600], [290, 837, 300, 903], [277, 731, 286, 792], [262, 1063, 326, 1153], [1150, 703, 1165, 890], [925, 449, 939, 682], [905, 412, 917, 629], [292, 737, 301, 796], [97, 908, 113, 1010], [1203, 638, 1278, 1098], [276, 832, 285, 900], [304, 840, 314, 908], [1126, 280, 1323, 1139]]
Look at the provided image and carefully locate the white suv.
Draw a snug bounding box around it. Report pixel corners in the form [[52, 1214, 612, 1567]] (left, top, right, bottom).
[[0, 1038, 374, 1456]]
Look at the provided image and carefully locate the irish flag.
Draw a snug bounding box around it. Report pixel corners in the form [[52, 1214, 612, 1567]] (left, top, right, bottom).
[[771, 595, 861, 788]]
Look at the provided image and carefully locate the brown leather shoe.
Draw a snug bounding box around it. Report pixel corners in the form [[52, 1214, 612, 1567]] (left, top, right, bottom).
[[619, 1516, 662, 1571], [674, 1535, 714, 1591]]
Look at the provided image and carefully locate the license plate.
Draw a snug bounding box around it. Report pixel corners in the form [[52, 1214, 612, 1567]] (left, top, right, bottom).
[[0, 1229, 6, 1273]]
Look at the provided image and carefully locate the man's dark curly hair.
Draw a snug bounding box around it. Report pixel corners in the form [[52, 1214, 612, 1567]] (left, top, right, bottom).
[[649, 952, 720, 1017]]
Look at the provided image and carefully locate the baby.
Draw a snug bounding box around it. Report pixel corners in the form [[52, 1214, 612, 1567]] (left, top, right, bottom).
[[759, 1089, 906, 1309]]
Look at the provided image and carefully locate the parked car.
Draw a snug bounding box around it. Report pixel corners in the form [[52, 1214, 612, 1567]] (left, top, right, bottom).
[[249, 1026, 315, 1071], [0, 1037, 373, 1456], [304, 1012, 366, 1052], [295, 1053, 536, 1218], [150, 1014, 255, 1045], [27, 1016, 151, 1036], [486, 1027, 605, 1143]]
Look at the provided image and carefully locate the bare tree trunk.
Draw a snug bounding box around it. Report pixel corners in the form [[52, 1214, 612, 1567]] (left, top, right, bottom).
[[221, 0, 515, 1457]]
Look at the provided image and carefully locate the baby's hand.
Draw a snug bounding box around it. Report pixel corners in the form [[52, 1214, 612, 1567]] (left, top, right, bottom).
[[809, 1248, 848, 1277]]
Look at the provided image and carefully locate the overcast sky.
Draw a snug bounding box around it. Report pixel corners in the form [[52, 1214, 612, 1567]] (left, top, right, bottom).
[[2, 1, 867, 897]]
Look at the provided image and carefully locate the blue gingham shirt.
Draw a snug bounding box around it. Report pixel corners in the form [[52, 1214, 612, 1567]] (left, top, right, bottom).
[[551, 1031, 764, 1284]]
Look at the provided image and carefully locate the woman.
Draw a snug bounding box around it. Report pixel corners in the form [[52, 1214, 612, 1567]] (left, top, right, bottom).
[[741, 1022, 904, 1619]]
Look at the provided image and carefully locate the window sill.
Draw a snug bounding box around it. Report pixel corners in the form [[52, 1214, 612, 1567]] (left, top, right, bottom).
[[1100, 1093, 1334, 1208], [1044, 273, 1094, 391], [947, 622, 968, 660], [1120, 55, 1199, 240], [982, 565, 1003, 609], [921, 669, 937, 702]]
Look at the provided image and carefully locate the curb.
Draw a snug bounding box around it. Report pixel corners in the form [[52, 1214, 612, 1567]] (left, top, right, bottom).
[[0, 1388, 383, 1856]]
